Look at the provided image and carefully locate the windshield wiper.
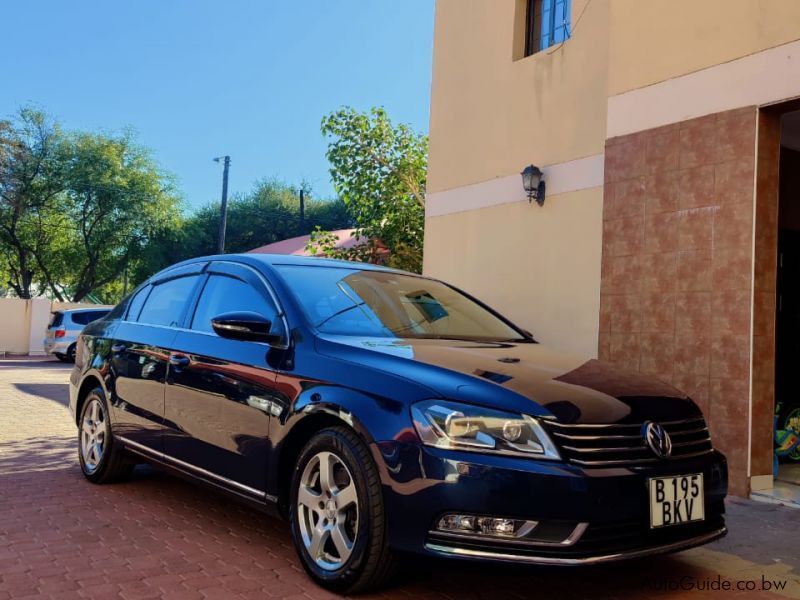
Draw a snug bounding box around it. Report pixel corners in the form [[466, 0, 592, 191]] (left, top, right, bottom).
[[314, 302, 366, 328]]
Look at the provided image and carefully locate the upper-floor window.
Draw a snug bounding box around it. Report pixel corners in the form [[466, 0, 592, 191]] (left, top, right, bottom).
[[525, 0, 571, 56]]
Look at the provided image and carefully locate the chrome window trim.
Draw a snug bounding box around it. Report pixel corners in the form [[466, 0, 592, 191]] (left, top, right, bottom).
[[117, 435, 277, 503], [120, 260, 291, 350], [424, 526, 727, 566]]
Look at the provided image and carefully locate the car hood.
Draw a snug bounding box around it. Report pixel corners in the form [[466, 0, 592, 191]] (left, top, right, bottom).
[[316, 335, 701, 425]]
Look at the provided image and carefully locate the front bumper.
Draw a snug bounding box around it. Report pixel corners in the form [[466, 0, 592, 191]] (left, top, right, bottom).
[[375, 442, 728, 564], [425, 525, 727, 565]]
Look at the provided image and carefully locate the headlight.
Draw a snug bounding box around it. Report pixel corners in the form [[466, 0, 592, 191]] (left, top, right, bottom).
[[411, 400, 560, 460]]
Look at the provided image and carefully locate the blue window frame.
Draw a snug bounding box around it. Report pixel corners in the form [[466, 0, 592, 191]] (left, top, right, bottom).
[[526, 0, 571, 55]]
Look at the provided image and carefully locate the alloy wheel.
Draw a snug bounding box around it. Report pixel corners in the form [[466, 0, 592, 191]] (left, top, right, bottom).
[[81, 398, 106, 473], [296, 450, 359, 571]]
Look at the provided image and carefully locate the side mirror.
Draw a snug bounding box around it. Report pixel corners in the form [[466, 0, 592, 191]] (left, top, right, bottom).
[[211, 311, 282, 344]]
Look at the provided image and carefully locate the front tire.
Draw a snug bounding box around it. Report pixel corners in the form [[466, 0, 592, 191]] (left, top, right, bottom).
[[289, 427, 395, 594], [78, 388, 134, 483]]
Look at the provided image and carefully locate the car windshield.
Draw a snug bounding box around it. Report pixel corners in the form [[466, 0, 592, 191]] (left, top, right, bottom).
[[275, 265, 528, 342]]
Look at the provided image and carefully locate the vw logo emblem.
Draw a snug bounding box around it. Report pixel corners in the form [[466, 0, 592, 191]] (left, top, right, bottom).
[[642, 421, 672, 459]]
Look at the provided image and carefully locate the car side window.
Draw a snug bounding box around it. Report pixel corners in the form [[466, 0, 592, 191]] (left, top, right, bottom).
[[92, 310, 110, 322], [125, 286, 150, 321], [80, 310, 107, 324], [191, 274, 279, 334], [137, 276, 199, 327]]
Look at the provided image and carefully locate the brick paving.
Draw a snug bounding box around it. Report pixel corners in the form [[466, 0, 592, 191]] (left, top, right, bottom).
[[1, 357, 799, 599]]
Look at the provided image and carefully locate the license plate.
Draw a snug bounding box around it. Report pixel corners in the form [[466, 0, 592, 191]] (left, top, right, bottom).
[[648, 473, 704, 528]]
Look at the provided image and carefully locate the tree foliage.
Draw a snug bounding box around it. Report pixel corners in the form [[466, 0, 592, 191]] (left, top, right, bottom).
[[313, 107, 427, 272], [56, 131, 181, 301], [0, 104, 410, 303], [0, 107, 182, 302], [130, 179, 351, 287], [0, 108, 65, 298]]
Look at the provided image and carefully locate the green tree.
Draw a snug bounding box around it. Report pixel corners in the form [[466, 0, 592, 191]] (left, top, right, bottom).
[[314, 107, 427, 272], [0, 108, 65, 298], [131, 179, 351, 287], [55, 131, 182, 302]]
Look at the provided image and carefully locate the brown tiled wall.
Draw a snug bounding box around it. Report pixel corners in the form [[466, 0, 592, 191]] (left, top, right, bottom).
[[751, 110, 780, 481], [599, 107, 757, 496]]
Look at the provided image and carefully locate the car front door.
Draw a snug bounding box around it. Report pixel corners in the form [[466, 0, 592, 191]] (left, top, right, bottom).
[[164, 261, 288, 499], [110, 272, 203, 452]]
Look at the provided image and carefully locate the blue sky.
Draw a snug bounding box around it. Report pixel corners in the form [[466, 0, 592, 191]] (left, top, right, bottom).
[[0, 1, 434, 207]]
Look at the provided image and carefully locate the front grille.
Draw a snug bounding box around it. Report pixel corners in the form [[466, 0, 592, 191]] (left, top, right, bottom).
[[542, 416, 713, 467]]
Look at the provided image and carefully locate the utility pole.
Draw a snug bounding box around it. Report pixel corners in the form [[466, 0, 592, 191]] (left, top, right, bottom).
[[299, 188, 306, 231], [214, 155, 231, 253]]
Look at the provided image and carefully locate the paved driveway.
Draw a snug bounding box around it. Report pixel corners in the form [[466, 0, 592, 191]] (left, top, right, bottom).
[[1, 358, 799, 599]]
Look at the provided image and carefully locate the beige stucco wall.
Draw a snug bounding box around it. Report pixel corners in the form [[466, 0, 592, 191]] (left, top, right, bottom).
[[0, 299, 38, 354], [424, 187, 603, 357], [427, 0, 607, 194], [425, 0, 607, 356], [425, 0, 800, 361], [0, 298, 112, 355], [607, 0, 800, 96]]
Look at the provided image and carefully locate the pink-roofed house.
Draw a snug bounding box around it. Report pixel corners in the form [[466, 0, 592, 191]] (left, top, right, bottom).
[[248, 228, 389, 262]]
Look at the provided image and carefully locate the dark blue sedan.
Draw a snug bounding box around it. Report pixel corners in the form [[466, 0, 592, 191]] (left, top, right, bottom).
[[69, 254, 728, 593]]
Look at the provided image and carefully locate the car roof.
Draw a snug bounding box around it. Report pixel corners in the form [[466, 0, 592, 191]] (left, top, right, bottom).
[[59, 307, 111, 313], [155, 253, 410, 280]]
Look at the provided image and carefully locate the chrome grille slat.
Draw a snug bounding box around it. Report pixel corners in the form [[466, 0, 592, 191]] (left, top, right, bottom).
[[543, 416, 713, 467], [544, 416, 705, 429], [569, 449, 714, 467], [561, 439, 710, 454], [551, 432, 642, 441]]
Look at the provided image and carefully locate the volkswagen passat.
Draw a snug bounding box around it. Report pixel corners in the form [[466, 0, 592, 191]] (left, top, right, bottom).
[[69, 254, 728, 592]]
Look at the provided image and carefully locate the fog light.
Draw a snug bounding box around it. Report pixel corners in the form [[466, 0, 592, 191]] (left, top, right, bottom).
[[437, 514, 474, 531], [436, 513, 537, 538], [479, 517, 516, 536]]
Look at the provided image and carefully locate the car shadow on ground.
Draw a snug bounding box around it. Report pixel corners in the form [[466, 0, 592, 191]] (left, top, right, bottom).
[[13, 383, 70, 407], [0, 358, 71, 370]]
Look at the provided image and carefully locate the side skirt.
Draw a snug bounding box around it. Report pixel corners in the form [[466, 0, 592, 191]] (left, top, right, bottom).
[[117, 435, 282, 519]]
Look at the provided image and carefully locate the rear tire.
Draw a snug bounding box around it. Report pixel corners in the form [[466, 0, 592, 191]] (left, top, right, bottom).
[[55, 353, 69, 362], [289, 426, 396, 594], [66, 343, 77, 363], [78, 387, 134, 483]]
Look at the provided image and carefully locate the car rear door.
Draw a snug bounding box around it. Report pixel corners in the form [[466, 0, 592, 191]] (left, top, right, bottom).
[[164, 261, 288, 498], [110, 270, 204, 453]]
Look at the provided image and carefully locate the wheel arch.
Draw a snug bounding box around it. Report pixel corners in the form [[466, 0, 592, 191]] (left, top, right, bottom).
[[274, 405, 376, 518], [74, 372, 106, 425]]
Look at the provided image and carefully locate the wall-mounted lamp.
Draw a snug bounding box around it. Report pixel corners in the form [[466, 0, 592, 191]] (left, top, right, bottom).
[[521, 164, 546, 206]]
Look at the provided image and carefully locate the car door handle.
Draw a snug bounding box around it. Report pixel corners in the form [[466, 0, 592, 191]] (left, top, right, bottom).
[[169, 354, 190, 368], [111, 344, 127, 354]]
